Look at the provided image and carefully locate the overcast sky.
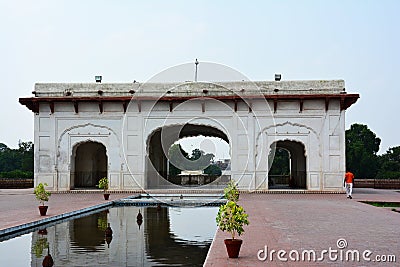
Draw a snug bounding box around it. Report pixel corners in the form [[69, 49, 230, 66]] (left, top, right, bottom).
[[1, 0, 399, 154]]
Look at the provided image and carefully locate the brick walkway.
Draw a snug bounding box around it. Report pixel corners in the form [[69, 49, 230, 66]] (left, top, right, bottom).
[[205, 188, 400, 266], [0, 189, 133, 234]]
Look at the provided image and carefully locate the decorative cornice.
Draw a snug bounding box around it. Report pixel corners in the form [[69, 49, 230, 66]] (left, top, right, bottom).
[[19, 94, 359, 113]]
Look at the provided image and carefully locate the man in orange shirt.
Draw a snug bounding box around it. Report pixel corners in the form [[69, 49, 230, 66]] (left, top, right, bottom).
[[344, 171, 354, 199]]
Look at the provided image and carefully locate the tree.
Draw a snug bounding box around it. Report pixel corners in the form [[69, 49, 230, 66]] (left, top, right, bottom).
[[168, 144, 215, 176], [168, 144, 189, 177], [18, 141, 34, 172], [190, 148, 203, 161], [0, 143, 19, 172], [376, 146, 400, 179], [0, 143, 8, 152], [187, 148, 214, 171], [204, 164, 222, 176], [345, 123, 381, 178], [268, 148, 290, 175], [0, 141, 34, 178]]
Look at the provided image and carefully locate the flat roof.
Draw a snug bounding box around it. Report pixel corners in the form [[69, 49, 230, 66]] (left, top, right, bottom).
[[32, 80, 347, 97], [19, 80, 359, 113]]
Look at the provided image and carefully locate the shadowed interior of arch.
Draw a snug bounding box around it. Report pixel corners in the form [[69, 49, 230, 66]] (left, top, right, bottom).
[[268, 140, 306, 189], [71, 141, 108, 189]]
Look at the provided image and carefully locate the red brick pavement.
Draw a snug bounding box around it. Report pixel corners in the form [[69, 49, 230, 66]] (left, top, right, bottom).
[[205, 188, 400, 266], [0, 189, 133, 232]]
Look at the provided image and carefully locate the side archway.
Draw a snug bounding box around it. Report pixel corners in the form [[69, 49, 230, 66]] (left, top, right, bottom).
[[56, 123, 121, 191], [268, 140, 306, 189], [71, 141, 107, 189], [255, 121, 322, 190]]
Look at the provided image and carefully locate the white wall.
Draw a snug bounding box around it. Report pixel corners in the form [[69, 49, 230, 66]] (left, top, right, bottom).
[[34, 98, 346, 191]]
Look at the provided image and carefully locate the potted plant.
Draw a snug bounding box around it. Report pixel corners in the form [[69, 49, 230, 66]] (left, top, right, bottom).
[[32, 237, 49, 258], [97, 177, 110, 200], [224, 180, 239, 202], [216, 200, 249, 258], [34, 183, 51, 216]]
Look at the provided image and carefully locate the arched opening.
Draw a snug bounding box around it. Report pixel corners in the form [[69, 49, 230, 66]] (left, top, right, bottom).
[[146, 124, 230, 189], [167, 136, 230, 186], [71, 142, 107, 189], [268, 140, 306, 189]]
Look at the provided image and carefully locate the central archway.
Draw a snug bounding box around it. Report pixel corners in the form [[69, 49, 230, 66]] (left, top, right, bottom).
[[268, 140, 306, 189], [146, 124, 230, 189], [71, 142, 107, 189]]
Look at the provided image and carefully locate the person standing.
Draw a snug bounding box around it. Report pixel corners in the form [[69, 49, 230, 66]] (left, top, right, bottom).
[[344, 171, 354, 199]]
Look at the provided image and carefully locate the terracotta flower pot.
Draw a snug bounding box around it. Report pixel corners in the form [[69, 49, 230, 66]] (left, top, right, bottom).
[[224, 239, 243, 258], [38, 205, 48, 216], [103, 193, 110, 200]]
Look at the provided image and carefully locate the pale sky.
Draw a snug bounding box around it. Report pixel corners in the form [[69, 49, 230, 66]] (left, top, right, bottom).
[[1, 0, 399, 154]]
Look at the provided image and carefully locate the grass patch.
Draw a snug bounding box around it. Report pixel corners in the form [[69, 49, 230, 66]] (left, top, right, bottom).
[[361, 201, 400, 208]]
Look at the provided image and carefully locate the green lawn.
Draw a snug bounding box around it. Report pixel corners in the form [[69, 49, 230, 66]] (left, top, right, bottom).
[[361, 201, 400, 208]]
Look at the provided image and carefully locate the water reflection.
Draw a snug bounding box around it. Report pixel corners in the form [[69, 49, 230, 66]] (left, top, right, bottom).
[[42, 247, 54, 267], [32, 235, 48, 258], [145, 207, 213, 266], [104, 223, 113, 248], [70, 213, 106, 252], [137, 209, 143, 230], [0, 206, 218, 266]]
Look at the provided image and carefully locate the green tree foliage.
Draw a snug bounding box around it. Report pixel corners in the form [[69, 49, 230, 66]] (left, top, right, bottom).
[[32, 237, 49, 258], [18, 141, 34, 171], [268, 148, 290, 175], [216, 200, 249, 239], [188, 148, 214, 170], [34, 182, 51, 206], [190, 148, 203, 160], [0, 141, 34, 178], [376, 146, 400, 179], [0, 143, 8, 152], [168, 144, 189, 177], [204, 164, 222, 176], [223, 180, 239, 202], [168, 144, 216, 177], [345, 124, 381, 178]]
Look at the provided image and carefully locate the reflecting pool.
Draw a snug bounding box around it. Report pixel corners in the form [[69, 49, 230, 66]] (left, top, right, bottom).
[[0, 206, 218, 266]]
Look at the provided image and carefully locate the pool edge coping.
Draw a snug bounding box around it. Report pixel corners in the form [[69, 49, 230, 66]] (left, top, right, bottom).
[[0, 202, 114, 238], [0, 195, 143, 238], [0, 193, 226, 238]]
